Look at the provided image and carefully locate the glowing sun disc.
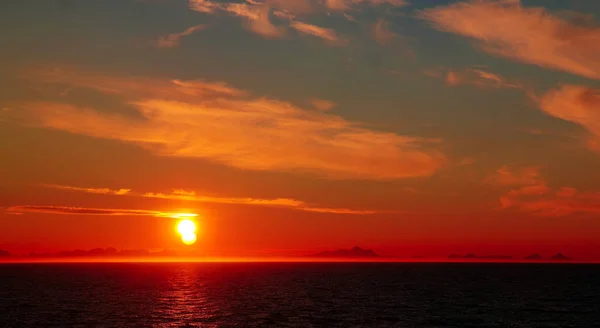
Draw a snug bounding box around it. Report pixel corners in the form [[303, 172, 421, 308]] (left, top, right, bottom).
[[177, 219, 197, 235], [181, 232, 197, 245], [177, 219, 198, 245]]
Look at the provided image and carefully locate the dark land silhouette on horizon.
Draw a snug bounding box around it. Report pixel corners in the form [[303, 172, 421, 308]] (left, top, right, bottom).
[[0, 247, 577, 262], [525, 253, 543, 260], [448, 254, 512, 260], [551, 253, 571, 261]]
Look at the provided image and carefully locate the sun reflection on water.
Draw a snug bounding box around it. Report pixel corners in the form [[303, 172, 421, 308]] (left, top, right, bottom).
[[152, 265, 218, 327]]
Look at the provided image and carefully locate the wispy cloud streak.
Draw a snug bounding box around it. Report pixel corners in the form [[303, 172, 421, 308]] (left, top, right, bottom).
[[426, 67, 523, 90], [154, 25, 207, 48], [537, 85, 600, 152], [40, 184, 380, 215], [44, 184, 131, 195], [14, 67, 445, 180], [290, 21, 347, 46], [420, 0, 600, 80], [6, 206, 179, 217]]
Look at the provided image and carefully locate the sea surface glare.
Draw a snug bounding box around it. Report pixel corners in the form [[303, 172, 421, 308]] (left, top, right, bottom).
[[0, 263, 598, 327]]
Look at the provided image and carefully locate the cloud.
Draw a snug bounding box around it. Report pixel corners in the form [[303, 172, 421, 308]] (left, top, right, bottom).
[[16, 67, 444, 180], [301, 207, 377, 215], [248, 5, 287, 38], [309, 98, 336, 111], [223, 4, 286, 38], [486, 165, 543, 186], [189, 0, 220, 13], [457, 157, 475, 166], [154, 25, 207, 48], [186, 0, 407, 41], [268, 0, 315, 15], [290, 21, 347, 46], [537, 85, 600, 152], [342, 13, 357, 22], [22, 66, 246, 98], [420, 0, 600, 80], [324, 0, 407, 11], [39, 184, 380, 215], [142, 191, 305, 207], [372, 19, 397, 45], [5, 206, 180, 217], [325, 0, 349, 12], [500, 187, 600, 216], [426, 67, 522, 89], [364, 0, 407, 6], [490, 166, 600, 216], [44, 184, 131, 195], [188, 0, 286, 38], [148, 191, 379, 214]]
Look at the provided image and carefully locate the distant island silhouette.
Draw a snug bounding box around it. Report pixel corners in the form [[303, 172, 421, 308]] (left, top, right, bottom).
[[525, 253, 543, 260], [309, 246, 378, 258], [448, 254, 512, 260], [551, 253, 571, 261], [0, 247, 578, 262]]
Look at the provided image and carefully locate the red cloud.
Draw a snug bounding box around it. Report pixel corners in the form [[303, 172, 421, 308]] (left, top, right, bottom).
[[486, 165, 542, 186], [491, 166, 600, 216]]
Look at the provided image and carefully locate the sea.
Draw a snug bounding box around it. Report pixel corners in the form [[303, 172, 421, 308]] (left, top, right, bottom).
[[0, 262, 598, 327]]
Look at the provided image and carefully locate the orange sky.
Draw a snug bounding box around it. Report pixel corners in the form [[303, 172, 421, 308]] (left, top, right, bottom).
[[1, 0, 600, 260]]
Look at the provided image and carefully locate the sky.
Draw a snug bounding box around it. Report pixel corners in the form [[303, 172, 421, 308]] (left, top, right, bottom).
[[1, 0, 599, 260]]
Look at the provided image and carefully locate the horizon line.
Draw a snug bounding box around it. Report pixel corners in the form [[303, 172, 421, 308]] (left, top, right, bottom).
[[1, 257, 598, 264]]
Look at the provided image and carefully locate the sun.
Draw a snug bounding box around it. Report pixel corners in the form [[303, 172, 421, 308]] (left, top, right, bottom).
[[177, 219, 198, 245], [177, 219, 196, 235], [181, 231, 197, 245]]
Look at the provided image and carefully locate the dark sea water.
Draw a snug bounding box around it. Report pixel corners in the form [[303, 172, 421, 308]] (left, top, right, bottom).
[[0, 263, 598, 327]]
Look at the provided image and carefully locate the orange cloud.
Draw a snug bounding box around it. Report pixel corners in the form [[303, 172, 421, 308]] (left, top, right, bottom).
[[290, 21, 347, 46], [44, 184, 131, 195], [188, 0, 285, 39], [154, 25, 207, 48], [16, 67, 444, 180], [325, 0, 349, 11], [268, 0, 315, 15], [309, 98, 336, 111], [486, 165, 543, 186], [38, 184, 379, 215], [501, 188, 600, 216], [365, 0, 407, 6], [337, 0, 408, 10], [188, 0, 220, 13], [491, 166, 600, 216], [301, 207, 377, 215], [322, 0, 408, 10], [427, 67, 522, 89], [372, 19, 397, 45], [420, 0, 600, 80], [223, 4, 286, 38], [5, 206, 180, 217], [23, 66, 245, 99], [143, 191, 378, 214], [537, 85, 600, 152], [142, 191, 305, 207]]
